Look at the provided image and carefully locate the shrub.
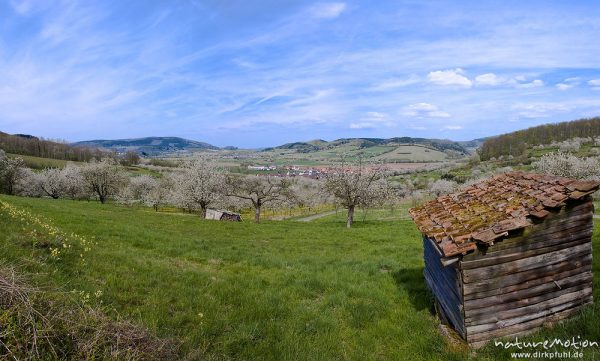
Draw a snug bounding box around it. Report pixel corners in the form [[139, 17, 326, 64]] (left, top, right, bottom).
[[532, 151, 600, 179]]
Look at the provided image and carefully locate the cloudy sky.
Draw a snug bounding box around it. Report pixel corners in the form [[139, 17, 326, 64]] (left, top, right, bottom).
[[1, 0, 600, 147]]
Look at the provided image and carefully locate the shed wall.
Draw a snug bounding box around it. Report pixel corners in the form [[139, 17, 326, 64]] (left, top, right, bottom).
[[460, 199, 594, 347], [423, 236, 465, 337]]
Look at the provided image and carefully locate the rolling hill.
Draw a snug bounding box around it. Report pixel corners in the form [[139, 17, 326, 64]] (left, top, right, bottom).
[[264, 137, 470, 154], [72, 136, 219, 154], [480, 117, 600, 160]]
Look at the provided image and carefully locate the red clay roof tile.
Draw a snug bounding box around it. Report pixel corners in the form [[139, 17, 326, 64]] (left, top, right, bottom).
[[409, 171, 600, 257]]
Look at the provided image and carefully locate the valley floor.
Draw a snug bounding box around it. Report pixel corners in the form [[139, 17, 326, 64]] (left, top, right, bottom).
[[0, 195, 599, 360]]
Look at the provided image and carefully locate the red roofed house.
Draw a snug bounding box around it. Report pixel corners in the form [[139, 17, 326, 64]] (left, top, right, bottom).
[[409, 171, 599, 347]]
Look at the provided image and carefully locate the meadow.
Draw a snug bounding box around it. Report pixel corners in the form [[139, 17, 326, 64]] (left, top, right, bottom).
[[1, 195, 599, 360]]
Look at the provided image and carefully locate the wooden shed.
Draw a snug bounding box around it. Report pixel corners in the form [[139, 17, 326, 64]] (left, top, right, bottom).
[[205, 209, 242, 222], [409, 171, 599, 347]]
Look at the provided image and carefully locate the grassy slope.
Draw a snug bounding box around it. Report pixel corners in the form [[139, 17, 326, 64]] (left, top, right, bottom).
[[0, 196, 599, 360], [8, 153, 72, 169], [246, 144, 452, 167]]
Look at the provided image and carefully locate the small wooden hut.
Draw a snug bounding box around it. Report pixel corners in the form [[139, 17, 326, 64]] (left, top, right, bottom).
[[205, 209, 242, 222], [409, 171, 599, 347]]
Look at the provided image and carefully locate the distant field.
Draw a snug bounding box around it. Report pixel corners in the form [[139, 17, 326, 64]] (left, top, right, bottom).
[[240, 144, 453, 167], [7, 153, 162, 177], [1, 196, 599, 360], [8, 153, 73, 169], [374, 145, 447, 162]]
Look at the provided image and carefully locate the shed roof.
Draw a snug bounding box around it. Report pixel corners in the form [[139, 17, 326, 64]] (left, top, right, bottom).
[[409, 171, 600, 258]]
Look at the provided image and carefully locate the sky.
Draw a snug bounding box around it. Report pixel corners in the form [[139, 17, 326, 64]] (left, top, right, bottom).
[[1, 0, 600, 148]]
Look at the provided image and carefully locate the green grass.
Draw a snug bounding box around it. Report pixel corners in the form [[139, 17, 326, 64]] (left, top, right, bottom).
[[374, 145, 447, 162], [1, 195, 599, 360], [8, 153, 74, 169]]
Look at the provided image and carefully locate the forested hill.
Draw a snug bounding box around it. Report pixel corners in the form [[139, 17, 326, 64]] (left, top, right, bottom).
[[0, 131, 106, 162], [72, 137, 219, 154], [266, 137, 469, 154], [479, 117, 600, 160]]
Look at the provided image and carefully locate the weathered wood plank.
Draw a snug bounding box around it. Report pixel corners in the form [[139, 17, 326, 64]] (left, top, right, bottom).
[[424, 269, 465, 337], [482, 217, 593, 253], [464, 271, 593, 310], [424, 249, 461, 299], [467, 300, 592, 344], [464, 227, 592, 264], [465, 282, 593, 325], [466, 288, 592, 334], [463, 256, 592, 297], [424, 237, 461, 290], [461, 243, 591, 283], [423, 236, 465, 336], [461, 236, 591, 270], [424, 259, 462, 306], [469, 301, 589, 348]]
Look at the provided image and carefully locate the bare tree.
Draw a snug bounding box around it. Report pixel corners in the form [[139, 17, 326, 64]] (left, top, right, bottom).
[[121, 150, 141, 166], [225, 175, 295, 223], [80, 159, 126, 204], [323, 158, 385, 228], [170, 158, 224, 218]]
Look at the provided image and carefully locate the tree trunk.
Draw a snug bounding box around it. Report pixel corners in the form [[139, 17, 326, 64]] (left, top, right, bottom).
[[254, 206, 261, 223], [346, 205, 355, 228], [201, 204, 207, 219], [99, 194, 106, 204], [251, 198, 262, 223]]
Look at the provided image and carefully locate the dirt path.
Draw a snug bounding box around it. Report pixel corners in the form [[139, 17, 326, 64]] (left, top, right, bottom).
[[296, 210, 338, 222]]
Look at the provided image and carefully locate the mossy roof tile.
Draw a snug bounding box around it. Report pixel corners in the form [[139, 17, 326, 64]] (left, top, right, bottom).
[[409, 171, 600, 257]]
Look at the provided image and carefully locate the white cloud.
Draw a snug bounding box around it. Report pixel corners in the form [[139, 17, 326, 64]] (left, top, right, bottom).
[[9, 0, 36, 14], [443, 125, 463, 130], [556, 83, 573, 90], [427, 68, 472, 87], [310, 2, 346, 19], [515, 79, 544, 88], [512, 102, 573, 118], [475, 73, 503, 86], [588, 79, 600, 86], [556, 77, 580, 90], [370, 75, 420, 91], [402, 103, 451, 118], [429, 110, 451, 118], [349, 111, 395, 129]]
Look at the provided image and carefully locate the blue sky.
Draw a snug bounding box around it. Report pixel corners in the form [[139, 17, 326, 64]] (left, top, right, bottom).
[[1, 0, 600, 147]]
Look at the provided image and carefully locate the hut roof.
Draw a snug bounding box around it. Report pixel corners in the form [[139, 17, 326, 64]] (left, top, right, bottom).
[[409, 171, 600, 258]]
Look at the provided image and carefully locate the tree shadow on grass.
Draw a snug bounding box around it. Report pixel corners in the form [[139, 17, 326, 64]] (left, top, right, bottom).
[[392, 267, 434, 313]]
